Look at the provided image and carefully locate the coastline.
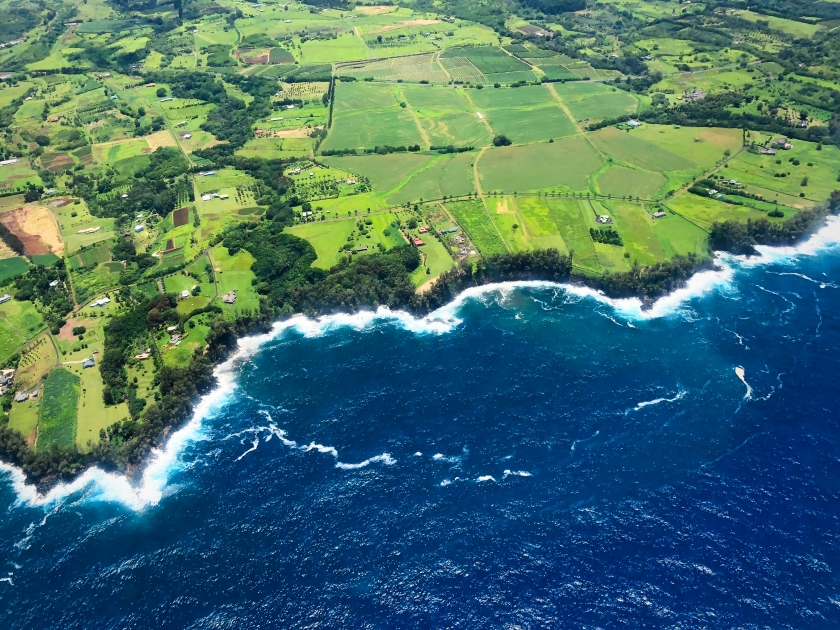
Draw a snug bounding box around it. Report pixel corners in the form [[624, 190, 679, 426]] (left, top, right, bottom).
[[1, 209, 839, 505]]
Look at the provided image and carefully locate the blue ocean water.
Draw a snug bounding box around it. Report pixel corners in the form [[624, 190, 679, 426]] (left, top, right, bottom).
[[2, 222, 840, 628]]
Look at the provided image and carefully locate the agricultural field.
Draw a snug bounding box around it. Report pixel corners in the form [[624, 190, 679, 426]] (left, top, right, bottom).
[[37, 367, 80, 451]]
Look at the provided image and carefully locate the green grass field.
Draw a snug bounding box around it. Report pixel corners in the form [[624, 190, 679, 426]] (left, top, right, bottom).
[[0, 257, 29, 283], [478, 136, 604, 193], [38, 367, 80, 451], [596, 166, 666, 199], [210, 245, 260, 316], [387, 152, 476, 204], [287, 212, 402, 269], [322, 153, 432, 193], [552, 83, 637, 122]]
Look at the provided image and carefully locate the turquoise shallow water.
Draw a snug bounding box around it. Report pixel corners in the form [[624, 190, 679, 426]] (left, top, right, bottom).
[[2, 220, 840, 627]]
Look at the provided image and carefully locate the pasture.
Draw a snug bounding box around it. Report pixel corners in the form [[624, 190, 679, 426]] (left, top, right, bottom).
[[386, 152, 475, 204], [596, 166, 666, 200]]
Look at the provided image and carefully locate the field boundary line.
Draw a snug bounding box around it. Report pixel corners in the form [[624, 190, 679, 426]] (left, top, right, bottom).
[[399, 89, 432, 149], [546, 83, 609, 162]]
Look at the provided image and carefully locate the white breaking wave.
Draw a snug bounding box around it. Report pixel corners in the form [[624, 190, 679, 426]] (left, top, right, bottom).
[[633, 390, 688, 411], [502, 470, 532, 478], [1, 215, 839, 510], [735, 366, 753, 400], [476, 475, 496, 483]]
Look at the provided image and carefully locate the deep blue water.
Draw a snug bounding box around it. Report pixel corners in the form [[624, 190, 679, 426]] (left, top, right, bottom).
[[2, 223, 840, 628]]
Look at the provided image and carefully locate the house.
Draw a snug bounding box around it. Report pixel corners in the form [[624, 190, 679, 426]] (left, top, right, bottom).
[[180, 290, 190, 299], [91, 297, 111, 307], [413, 238, 425, 246], [181, 133, 191, 139], [0, 294, 10, 305], [160, 97, 174, 102], [202, 194, 213, 201], [82, 356, 95, 368], [418, 226, 429, 233], [199, 171, 216, 176], [222, 291, 237, 305], [627, 120, 642, 128], [145, 83, 155, 87], [14, 390, 28, 402], [49, 280, 59, 288], [134, 349, 151, 360], [121, 193, 128, 198], [134, 224, 144, 232], [652, 211, 667, 219], [355, 245, 368, 252], [0, 369, 14, 395], [169, 334, 181, 345], [346, 179, 356, 185], [760, 148, 777, 155], [596, 215, 613, 224], [49, 117, 59, 123], [166, 325, 179, 333], [77, 227, 101, 234], [0, 159, 18, 166], [255, 129, 265, 135], [29, 390, 38, 399], [219, 193, 229, 200], [772, 138, 793, 150]]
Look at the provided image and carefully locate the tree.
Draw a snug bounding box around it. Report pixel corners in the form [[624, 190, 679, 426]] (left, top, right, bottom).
[[493, 135, 511, 147], [156, 87, 166, 97]]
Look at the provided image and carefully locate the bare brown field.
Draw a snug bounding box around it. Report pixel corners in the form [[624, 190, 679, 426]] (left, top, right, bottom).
[[0, 205, 64, 256]]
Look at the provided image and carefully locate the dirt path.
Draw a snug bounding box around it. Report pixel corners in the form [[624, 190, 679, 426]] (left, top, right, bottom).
[[435, 51, 451, 81], [547, 83, 608, 160], [353, 26, 372, 58], [415, 276, 439, 294], [472, 148, 510, 252], [462, 90, 494, 137], [399, 89, 432, 149]]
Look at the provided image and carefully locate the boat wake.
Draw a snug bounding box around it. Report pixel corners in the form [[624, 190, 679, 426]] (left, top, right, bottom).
[[1, 216, 838, 511]]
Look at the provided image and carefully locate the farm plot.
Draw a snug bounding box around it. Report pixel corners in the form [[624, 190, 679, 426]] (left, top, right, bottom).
[[589, 127, 697, 173], [595, 166, 665, 200], [553, 82, 637, 122], [445, 200, 507, 256], [321, 153, 432, 193], [387, 152, 475, 204], [321, 84, 424, 151], [478, 136, 604, 194], [667, 192, 771, 230], [440, 57, 485, 83], [339, 54, 449, 83], [37, 368, 80, 451]]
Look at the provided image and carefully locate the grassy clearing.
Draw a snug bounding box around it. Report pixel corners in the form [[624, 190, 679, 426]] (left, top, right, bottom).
[[0, 258, 30, 283], [287, 220, 355, 269], [210, 245, 259, 317], [479, 136, 604, 193], [412, 233, 455, 285], [37, 367, 80, 451], [554, 82, 637, 122]]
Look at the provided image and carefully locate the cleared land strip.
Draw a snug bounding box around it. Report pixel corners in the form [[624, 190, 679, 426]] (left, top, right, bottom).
[[472, 147, 510, 252]]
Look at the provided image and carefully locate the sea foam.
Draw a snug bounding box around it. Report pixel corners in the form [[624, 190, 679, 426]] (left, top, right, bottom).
[[1, 216, 838, 510]]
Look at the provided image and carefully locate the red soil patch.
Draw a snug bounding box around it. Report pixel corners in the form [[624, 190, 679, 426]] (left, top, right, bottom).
[[172, 206, 189, 227], [165, 238, 175, 250], [0, 206, 55, 255], [57, 317, 94, 342]]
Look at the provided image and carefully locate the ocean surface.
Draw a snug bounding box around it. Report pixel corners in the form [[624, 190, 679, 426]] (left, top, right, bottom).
[[2, 221, 840, 628]]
